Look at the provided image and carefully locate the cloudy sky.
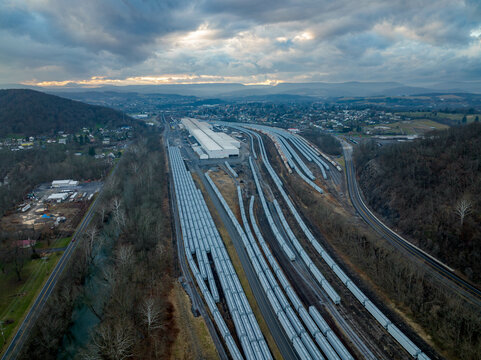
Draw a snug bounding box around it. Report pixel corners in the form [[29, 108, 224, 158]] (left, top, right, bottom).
[[1, 0, 481, 87]]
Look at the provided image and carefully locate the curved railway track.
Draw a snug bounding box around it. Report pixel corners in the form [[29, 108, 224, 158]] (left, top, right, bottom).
[[342, 142, 481, 307]]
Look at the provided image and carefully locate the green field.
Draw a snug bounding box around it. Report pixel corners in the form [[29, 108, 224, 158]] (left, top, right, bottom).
[[367, 119, 449, 135], [54, 237, 72, 248], [397, 111, 480, 125], [0, 251, 62, 351], [0, 235, 71, 352], [34, 236, 72, 250]]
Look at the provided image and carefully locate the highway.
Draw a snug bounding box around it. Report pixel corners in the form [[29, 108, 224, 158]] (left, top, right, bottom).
[[342, 141, 481, 306], [1, 172, 110, 360]]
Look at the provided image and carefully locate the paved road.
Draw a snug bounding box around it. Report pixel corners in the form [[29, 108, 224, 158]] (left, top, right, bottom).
[[198, 165, 299, 360], [342, 141, 481, 306], [1, 174, 108, 360]]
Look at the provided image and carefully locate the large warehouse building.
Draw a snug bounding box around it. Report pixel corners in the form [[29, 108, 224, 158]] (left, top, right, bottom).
[[181, 118, 240, 158]]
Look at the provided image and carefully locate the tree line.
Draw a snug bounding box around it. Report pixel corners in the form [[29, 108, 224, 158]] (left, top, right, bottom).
[[264, 136, 480, 360], [0, 89, 132, 137], [0, 144, 110, 218], [354, 123, 481, 284], [301, 130, 342, 156], [20, 133, 177, 359]]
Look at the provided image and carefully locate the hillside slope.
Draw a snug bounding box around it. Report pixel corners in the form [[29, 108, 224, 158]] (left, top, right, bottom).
[[354, 123, 481, 283], [0, 89, 131, 136]]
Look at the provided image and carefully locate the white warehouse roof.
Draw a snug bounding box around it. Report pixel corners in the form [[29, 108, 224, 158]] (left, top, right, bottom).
[[181, 118, 239, 159], [52, 180, 78, 187], [47, 193, 69, 201], [191, 128, 223, 151], [217, 132, 241, 148]]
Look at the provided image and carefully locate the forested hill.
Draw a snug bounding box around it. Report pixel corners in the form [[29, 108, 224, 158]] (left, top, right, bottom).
[[354, 123, 481, 283], [0, 89, 132, 136]]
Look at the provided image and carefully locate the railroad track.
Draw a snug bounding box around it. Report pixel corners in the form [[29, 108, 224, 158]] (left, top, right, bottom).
[[164, 126, 229, 360], [342, 142, 481, 307], [1, 176, 107, 360], [267, 200, 382, 360]]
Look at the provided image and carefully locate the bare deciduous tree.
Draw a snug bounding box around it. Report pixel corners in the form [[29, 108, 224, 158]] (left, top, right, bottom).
[[102, 266, 118, 290], [92, 320, 135, 360], [129, 161, 140, 175], [455, 198, 472, 225], [97, 202, 110, 223], [112, 197, 122, 214], [83, 227, 99, 263], [155, 242, 165, 258], [116, 245, 134, 270], [112, 198, 125, 232], [140, 297, 162, 334]]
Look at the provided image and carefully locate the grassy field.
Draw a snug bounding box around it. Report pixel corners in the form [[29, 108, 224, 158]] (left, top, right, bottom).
[[334, 156, 345, 171], [35, 236, 72, 250], [54, 237, 72, 248], [170, 282, 217, 360], [0, 251, 62, 352], [209, 170, 238, 211], [0, 233, 71, 352], [368, 119, 449, 135], [398, 111, 480, 125]]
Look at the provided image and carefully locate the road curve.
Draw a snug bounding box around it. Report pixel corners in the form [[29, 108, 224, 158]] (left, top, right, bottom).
[[342, 141, 481, 306]]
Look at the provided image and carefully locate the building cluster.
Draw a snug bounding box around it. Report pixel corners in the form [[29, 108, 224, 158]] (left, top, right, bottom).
[[0, 126, 133, 152], [44, 179, 96, 204], [181, 117, 240, 159], [179, 103, 406, 135]]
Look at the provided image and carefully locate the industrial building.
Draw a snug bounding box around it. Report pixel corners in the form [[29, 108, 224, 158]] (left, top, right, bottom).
[[47, 193, 69, 202], [51, 179, 79, 188], [181, 118, 239, 158]]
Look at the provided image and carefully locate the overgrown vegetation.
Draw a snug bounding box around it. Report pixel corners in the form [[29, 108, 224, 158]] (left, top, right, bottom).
[[354, 123, 481, 283], [397, 111, 481, 126], [290, 179, 481, 359], [264, 136, 480, 360], [0, 89, 132, 137], [19, 134, 176, 359], [0, 145, 109, 218], [80, 135, 175, 359], [301, 130, 342, 155]]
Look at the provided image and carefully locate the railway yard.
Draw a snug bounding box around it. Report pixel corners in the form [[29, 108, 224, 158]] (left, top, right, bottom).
[[164, 117, 449, 360]]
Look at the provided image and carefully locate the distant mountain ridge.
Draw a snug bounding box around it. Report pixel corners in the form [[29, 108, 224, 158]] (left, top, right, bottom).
[[2, 81, 480, 98], [0, 89, 131, 137]]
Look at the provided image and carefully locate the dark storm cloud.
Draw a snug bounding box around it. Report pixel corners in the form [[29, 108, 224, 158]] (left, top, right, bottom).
[[0, 0, 480, 85], [1, 0, 198, 61]]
